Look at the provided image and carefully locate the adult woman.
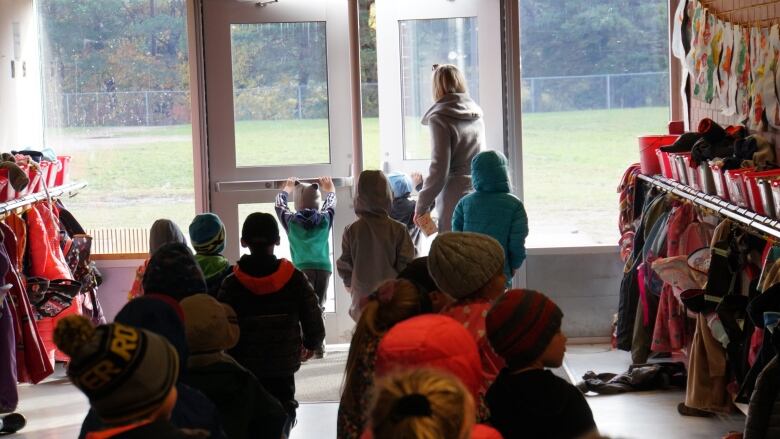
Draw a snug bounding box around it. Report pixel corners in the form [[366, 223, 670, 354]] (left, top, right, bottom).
[[414, 64, 485, 232]]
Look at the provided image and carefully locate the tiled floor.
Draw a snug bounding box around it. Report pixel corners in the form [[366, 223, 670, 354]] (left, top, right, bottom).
[[10, 345, 746, 438]]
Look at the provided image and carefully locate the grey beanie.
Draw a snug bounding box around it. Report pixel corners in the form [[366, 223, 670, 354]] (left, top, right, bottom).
[[427, 232, 505, 299]]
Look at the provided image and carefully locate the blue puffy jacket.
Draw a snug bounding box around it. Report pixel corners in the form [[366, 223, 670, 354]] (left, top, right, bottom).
[[452, 151, 528, 287]]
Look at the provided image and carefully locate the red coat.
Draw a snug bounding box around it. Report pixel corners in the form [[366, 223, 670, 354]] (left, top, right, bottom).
[[0, 222, 53, 383]]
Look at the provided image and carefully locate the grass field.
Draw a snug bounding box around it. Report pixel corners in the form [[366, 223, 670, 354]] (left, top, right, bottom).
[[52, 106, 668, 246]]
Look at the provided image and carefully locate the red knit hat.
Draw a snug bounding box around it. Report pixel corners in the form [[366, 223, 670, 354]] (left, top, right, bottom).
[[486, 289, 563, 368], [375, 314, 483, 400]]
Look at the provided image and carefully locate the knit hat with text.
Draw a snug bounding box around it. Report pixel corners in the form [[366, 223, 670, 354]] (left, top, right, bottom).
[[53, 315, 178, 423], [427, 232, 505, 299], [486, 289, 563, 368]]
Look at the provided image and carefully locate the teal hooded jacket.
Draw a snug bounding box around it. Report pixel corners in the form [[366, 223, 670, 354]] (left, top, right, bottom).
[[452, 151, 529, 287]]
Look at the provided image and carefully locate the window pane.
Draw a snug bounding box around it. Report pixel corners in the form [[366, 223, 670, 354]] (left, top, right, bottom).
[[520, 0, 669, 247], [38, 0, 195, 239], [399, 18, 479, 160], [231, 22, 330, 167], [238, 203, 335, 313]]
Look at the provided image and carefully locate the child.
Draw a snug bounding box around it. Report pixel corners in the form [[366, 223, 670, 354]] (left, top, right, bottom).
[[142, 242, 208, 303], [374, 314, 502, 435], [53, 315, 196, 438], [428, 232, 507, 389], [369, 369, 477, 439], [218, 212, 325, 436], [180, 294, 286, 439], [452, 150, 528, 289], [337, 279, 424, 439], [189, 213, 233, 297], [387, 172, 424, 253], [128, 219, 188, 299], [397, 257, 452, 312], [275, 176, 336, 357], [79, 296, 224, 439], [337, 170, 414, 321], [486, 289, 598, 439]]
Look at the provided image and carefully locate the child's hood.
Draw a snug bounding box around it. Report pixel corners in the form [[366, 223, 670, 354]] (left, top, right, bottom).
[[234, 255, 295, 295], [354, 170, 393, 217], [422, 93, 483, 125], [472, 150, 510, 193], [387, 172, 414, 199]]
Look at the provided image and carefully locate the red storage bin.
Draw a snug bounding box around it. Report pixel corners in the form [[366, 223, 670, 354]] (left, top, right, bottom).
[[638, 135, 680, 175], [37, 161, 51, 191], [725, 168, 754, 208], [55, 155, 71, 186], [14, 158, 39, 197], [771, 180, 780, 218], [681, 154, 701, 190], [743, 169, 780, 215], [670, 153, 690, 184], [709, 161, 729, 200], [0, 169, 13, 202], [656, 149, 674, 178], [45, 160, 60, 188]]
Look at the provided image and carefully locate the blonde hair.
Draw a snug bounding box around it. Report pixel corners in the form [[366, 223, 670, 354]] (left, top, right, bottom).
[[432, 64, 468, 101], [370, 368, 474, 439], [341, 279, 423, 416]]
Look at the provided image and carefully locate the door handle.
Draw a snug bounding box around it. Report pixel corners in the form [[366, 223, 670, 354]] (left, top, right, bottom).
[[215, 177, 354, 193]]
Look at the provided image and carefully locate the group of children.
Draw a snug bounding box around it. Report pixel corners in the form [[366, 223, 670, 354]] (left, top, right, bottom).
[[51, 149, 600, 438]]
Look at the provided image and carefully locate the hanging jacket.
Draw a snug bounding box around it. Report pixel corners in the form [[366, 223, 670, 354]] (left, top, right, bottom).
[[218, 253, 325, 377], [745, 328, 780, 439], [275, 191, 336, 272], [416, 93, 485, 232], [26, 203, 72, 281], [337, 171, 414, 302], [0, 222, 53, 384], [452, 151, 528, 287]]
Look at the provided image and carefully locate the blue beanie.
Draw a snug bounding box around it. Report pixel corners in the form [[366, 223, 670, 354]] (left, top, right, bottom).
[[189, 213, 226, 255], [387, 172, 414, 199]]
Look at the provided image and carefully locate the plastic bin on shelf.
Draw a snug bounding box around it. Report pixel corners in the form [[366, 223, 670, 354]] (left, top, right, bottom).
[[638, 135, 680, 175], [709, 161, 729, 201], [697, 163, 716, 195], [55, 155, 71, 186], [656, 149, 674, 178], [743, 169, 780, 216], [671, 153, 689, 185], [0, 169, 14, 202], [681, 154, 701, 190], [14, 158, 40, 197], [771, 180, 780, 219], [724, 168, 754, 208], [758, 179, 777, 218]]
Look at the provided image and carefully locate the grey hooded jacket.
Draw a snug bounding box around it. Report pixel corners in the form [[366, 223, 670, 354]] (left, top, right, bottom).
[[336, 171, 414, 302], [415, 93, 485, 232]]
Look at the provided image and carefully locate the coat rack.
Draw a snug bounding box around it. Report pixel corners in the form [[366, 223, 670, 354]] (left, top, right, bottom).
[[0, 181, 86, 218], [638, 174, 780, 240]]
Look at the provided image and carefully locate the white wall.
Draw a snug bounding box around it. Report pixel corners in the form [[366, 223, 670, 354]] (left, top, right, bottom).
[[0, 0, 43, 150]]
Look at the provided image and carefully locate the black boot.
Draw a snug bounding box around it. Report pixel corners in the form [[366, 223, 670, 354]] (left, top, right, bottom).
[[0, 412, 26, 434]]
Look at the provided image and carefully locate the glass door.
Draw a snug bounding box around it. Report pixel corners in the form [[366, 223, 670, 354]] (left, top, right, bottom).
[[202, 0, 358, 342], [376, 0, 504, 175]]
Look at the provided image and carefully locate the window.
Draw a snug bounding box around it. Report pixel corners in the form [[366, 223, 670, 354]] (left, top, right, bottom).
[[520, 0, 670, 247], [230, 22, 331, 167], [399, 18, 479, 160], [37, 0, 195, 250]]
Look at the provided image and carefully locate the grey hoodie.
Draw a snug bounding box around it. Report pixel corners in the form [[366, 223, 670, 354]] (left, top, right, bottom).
[[416, 93, 485, 232], [336, 171, 414, 318]]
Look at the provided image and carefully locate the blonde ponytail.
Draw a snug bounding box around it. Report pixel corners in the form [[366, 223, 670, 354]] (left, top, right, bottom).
[[371, 368, 474, 439]]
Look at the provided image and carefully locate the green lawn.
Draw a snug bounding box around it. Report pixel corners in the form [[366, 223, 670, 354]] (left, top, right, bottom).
[[58, 106, 667, 245]]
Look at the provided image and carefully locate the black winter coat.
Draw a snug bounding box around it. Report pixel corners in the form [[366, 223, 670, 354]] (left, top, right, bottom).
[[218, 254, 325, 378]]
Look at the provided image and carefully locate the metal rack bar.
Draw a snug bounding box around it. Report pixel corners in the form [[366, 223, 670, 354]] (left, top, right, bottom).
[[638, 174, 780, 240], [0, 181, 86, 216]]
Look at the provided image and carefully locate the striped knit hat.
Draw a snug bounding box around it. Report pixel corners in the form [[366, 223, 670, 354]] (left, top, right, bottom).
[[486, 289, 563, 368], [189, 213, 226, 255]]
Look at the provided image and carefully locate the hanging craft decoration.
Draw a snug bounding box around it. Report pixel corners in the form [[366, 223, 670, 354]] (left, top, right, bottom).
[[687, 2, 718, 103], [679, 0, 780, 128], [717, 22, 736, 116], [733, 24, 752, 121], [767, 25, 780, 128], [748, 26, 770, 130]]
